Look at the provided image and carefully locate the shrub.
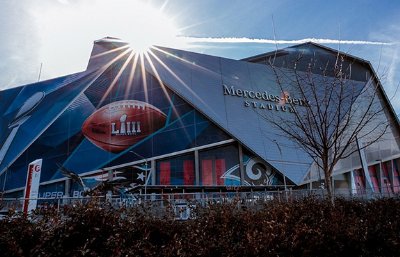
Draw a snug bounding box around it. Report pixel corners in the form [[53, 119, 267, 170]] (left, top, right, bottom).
[[0, 197, 399, 257]]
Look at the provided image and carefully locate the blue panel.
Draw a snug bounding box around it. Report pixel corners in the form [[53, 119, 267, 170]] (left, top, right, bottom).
[[0, 72, 96, 175]]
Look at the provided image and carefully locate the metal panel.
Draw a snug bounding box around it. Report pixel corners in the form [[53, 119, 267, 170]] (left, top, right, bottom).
[[146, 48, 314, 184]]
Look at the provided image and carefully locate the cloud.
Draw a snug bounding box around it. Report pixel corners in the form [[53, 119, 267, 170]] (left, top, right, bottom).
[[369, 24, 400, 116], [0, 1, 41, 89], [181, 36, 396, 46], [183, 35, 400, 117]]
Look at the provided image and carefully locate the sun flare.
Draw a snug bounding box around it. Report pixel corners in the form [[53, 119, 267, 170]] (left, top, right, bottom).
[[33, 0, 186, 77], [106, 1, 184, 53]]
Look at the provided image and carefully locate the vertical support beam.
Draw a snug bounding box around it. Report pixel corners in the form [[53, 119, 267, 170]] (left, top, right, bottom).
[[151, 159, 156, 186], [238, 143, 245, 185], [2, 167, 8, 192], [107, 170, 113, 200], [378, 161, 383, 193], [350, 170, 357, 195], [356, 138, 374, 194], [283, 175, 287, 191], [64, 178, 71, 206], [107, 170, 113, 181], [195, 150, 200, 185], [282, 172, 288, 201], [64, 179, 71, 198], [390, 159, 396, 192]]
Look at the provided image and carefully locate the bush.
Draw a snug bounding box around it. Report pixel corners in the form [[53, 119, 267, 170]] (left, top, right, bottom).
[[0, 197, 399, 257]]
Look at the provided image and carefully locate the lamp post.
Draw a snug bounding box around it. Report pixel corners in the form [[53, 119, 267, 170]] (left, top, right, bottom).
[[129, 151, 149, 199], [272, 140, 287, 191], [272, 139, 289, 202]]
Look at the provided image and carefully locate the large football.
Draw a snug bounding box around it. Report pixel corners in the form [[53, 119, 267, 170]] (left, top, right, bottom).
[[82, 100, 167, 153]]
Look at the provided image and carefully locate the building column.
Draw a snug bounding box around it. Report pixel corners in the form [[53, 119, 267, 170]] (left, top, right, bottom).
[[195, 150, 200, 185], [357, 138, 374, 194], [389, 160, 395, 192], [107, 170, 113, 200], [350, 170, 356, 195], [378, 161, 384, 193], [151, 159, 156, 186], [64, 178, 71, 198], [238, 143, 245, 185]]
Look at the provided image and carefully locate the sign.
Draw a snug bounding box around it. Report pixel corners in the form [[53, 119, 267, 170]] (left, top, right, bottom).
[[223, 84, 310, 113], [23, 159, 42, 215]]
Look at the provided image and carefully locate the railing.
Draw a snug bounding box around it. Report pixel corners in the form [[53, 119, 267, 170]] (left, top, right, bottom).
[[1, 187, 399, 219]]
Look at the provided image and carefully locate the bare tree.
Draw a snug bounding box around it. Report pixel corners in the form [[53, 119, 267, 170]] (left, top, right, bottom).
[[265, 53, 390, 202]]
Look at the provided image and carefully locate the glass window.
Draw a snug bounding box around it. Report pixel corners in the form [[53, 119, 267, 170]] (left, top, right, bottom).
[[353, 168, 366, 194], [393, 158, 400, 193], [381, 161, 392, 194], [368, 164, 380, 192], [156, 153, 195, 186], [199, 144, 239, 186]]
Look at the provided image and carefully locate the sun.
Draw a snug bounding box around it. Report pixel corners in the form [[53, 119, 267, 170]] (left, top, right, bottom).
[[33, 0, 186, 75], [110, 1, 185, 53]]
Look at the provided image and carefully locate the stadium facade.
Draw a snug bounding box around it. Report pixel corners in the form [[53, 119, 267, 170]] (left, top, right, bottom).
[[0, 37, 399, 198]]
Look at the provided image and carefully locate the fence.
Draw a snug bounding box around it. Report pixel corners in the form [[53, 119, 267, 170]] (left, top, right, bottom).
[[1, 187, 399, 220]]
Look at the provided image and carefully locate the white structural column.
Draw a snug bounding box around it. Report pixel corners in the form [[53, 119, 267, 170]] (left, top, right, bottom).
[[238, 143, 245, 185]]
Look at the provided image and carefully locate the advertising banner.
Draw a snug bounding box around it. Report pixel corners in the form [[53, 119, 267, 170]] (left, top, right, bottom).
[[23, 159, 42, 214]]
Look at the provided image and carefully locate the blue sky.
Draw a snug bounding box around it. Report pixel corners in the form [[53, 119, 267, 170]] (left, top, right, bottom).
[[1, 0, 399, 115]]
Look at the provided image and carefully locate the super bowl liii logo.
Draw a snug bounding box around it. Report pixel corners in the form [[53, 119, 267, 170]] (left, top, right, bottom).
[[111, 114, 142, 136], [223, 84, 310, 113]]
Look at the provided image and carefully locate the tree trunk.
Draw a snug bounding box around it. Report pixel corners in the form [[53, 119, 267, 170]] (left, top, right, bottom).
[[324, 175, 333, 204], [323, 155, 334, 205]]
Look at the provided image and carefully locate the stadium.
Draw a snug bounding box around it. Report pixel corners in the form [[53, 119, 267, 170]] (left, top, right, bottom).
[[0, 37, 399, 199]]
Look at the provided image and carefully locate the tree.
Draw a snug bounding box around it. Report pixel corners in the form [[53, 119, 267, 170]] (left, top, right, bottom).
[[264, 52, 390, 202]]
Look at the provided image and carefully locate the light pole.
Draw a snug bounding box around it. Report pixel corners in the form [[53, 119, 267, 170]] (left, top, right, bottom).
[[272, 139, 289, 202], [272, 140, 287, 191], [129, 151, 149, 199]]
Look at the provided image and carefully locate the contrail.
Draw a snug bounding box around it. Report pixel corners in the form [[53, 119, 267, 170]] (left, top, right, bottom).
[[181, 36, 395, 46]]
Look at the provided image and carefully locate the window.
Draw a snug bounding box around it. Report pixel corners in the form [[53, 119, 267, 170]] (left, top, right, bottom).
[[156, 153, 195, 185], [199, 145, 239, 186]]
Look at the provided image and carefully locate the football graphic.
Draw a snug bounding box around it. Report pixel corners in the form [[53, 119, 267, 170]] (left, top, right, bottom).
[[82, 100, 167, 153]]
